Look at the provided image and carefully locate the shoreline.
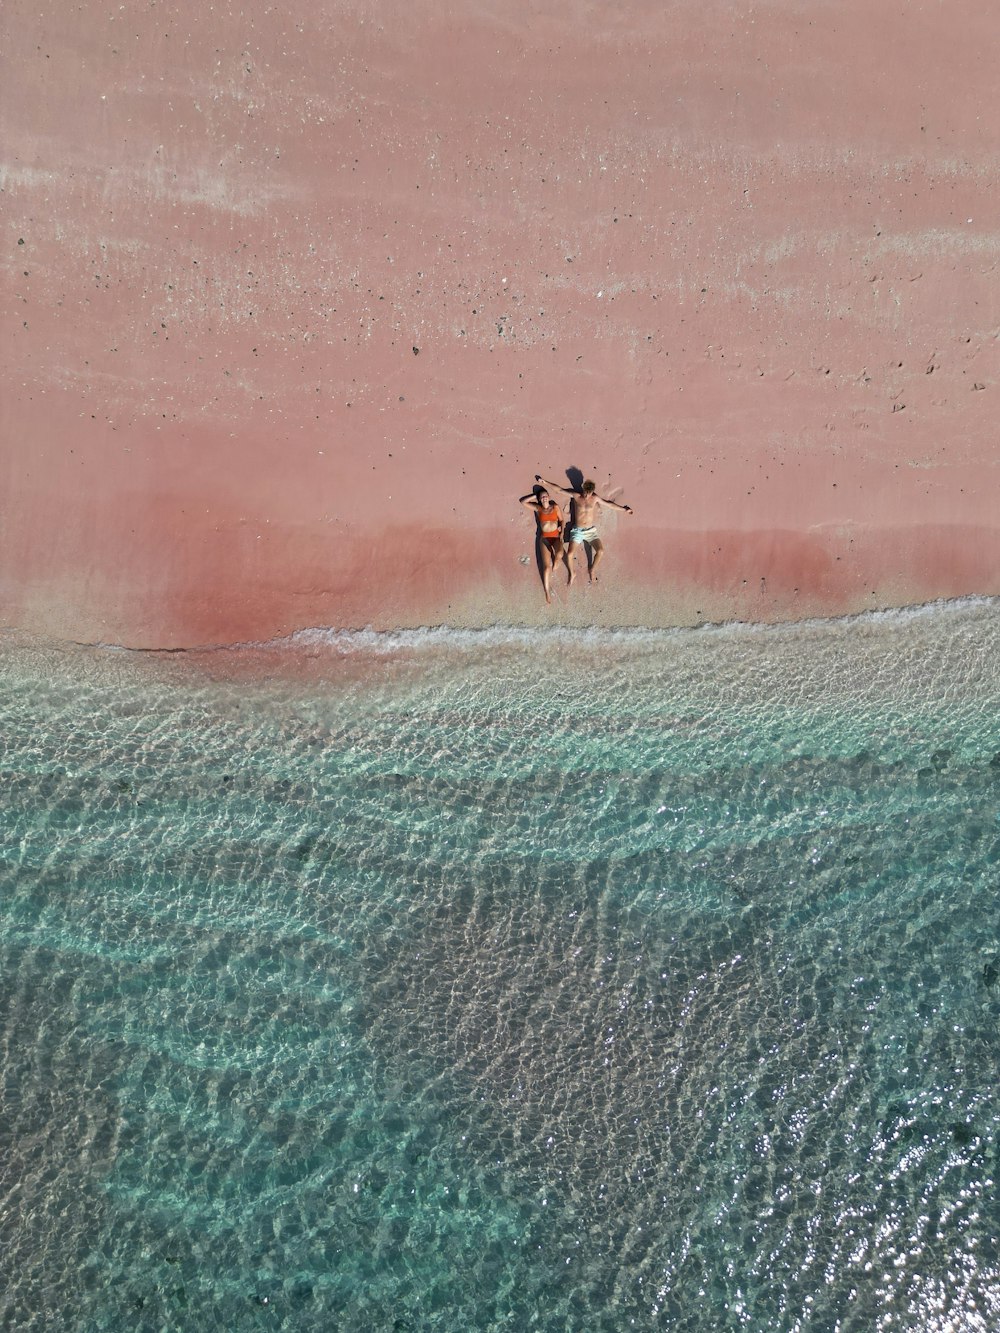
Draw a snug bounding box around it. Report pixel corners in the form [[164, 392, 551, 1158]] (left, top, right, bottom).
[[4, 595, 999, 712], [3, 591, 996, 664]]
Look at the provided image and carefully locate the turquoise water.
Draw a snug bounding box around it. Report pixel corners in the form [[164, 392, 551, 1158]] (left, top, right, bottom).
[[2, 602, 999, 1331]]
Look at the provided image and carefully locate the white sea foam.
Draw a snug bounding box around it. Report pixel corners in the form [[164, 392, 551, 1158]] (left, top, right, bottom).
[[265, 595, 1000, 657], [9, 595, 995, 662]]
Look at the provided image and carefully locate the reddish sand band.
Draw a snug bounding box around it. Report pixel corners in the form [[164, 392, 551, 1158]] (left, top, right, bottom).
[[3, 2, 999, 648]]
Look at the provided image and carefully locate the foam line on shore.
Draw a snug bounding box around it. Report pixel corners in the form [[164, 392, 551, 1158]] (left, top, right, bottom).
[[268, 595, 1000, 656], [2, 595, 997, 661]]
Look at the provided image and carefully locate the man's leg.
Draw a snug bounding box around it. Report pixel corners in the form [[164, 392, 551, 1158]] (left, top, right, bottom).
[[589, 538, 604, 582], [564, 539, 576, 585]]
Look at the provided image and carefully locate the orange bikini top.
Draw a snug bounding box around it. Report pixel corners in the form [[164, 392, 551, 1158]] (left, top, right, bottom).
[[538, 503, 562, 536]]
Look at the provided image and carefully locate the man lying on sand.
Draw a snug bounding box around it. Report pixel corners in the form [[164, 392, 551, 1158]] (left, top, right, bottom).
[[536, 474, 633, 584], [519, 484, 566, 604]]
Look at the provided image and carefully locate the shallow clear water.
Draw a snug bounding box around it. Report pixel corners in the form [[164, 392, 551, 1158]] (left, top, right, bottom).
[[2, 603, 1000, 1331]]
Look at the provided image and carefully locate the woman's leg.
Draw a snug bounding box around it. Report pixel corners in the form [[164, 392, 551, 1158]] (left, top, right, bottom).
[[541, 541, 556, 602]]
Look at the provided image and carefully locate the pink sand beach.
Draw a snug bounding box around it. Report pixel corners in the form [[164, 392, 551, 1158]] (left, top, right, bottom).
[[3, 1, 999, 648]]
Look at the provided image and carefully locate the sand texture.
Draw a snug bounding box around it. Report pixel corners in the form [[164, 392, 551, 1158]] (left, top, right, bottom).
[[3, 0, 999, 646]]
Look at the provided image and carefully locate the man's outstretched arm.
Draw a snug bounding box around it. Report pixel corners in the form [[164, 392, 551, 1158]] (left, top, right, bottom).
[[535, 474, 576, 495], [596, 493, 634, 514]]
